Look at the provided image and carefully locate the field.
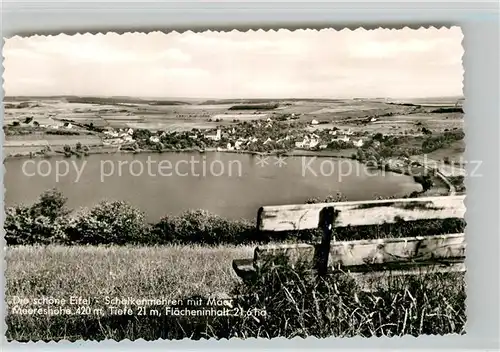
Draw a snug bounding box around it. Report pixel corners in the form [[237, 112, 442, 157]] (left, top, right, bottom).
[[4, 96, 465, 162], [424, 139, 466, 163], [4, 96, 463, 134], [6, 244, 466, 341], [4, 134, 103, 157]]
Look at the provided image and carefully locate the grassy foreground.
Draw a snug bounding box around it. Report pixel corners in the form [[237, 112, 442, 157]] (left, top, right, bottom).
[[7, 244, 253, 300], [6, 245, 466, 341]]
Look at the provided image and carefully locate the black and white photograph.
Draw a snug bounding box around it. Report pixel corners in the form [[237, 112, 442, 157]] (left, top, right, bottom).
[[4, 27, 466, 341]]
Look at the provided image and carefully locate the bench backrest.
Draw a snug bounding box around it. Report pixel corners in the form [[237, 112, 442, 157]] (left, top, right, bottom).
[[254, 195, 466, 277], [257, 195, 466, 231]]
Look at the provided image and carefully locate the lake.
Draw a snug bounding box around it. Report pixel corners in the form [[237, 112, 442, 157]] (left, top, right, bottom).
[[4, 152, 421, 221]]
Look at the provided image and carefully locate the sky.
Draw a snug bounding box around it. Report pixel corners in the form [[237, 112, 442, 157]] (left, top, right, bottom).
[[3, 27, 464, 99]]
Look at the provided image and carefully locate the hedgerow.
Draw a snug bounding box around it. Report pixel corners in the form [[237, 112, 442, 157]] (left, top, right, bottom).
[[5, 189, 465, 246]]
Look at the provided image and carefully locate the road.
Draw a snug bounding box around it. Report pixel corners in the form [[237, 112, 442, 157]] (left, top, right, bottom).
[[410, 155, 457, 196]]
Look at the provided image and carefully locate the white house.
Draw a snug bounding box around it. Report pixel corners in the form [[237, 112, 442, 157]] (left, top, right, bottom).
[[235, 141, 243, 150], [309, 139, 319, 149], [331, 136, 350, 143], [149, 136, 160, 143], [296, 137, 319, 149], [206, 129, 221, 141], [353, 139, 364, 147], [227, 143, 235, 151], [311, 119, 319, 125], [104, 130, 119, 138]]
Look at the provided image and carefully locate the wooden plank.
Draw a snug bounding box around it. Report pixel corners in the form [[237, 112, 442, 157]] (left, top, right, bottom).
[[234, 256, 465, 285], [254, 243, 315, 269], [257, 195, 465, 232], [252, 233, 465, 270], [328, 233, 465, 268]]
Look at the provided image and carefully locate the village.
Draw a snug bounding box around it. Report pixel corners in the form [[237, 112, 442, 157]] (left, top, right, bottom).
[[98, 116, 368, 154]]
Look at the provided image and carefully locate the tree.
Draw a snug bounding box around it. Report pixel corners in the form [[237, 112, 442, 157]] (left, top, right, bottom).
[[373, 133, 384, 142], [67, 200, 149, 245], [155, 142, 164, 152], [414, 175, 434, 193], [32, 188, 71, 220], [356, 148, 366, 162], [76, 142, 82, 151], [5, 189, 70, 245], [306, 192, 347, 204], [133, 128, 152, 141], [152, 209, 254, 245], [63, 144, 72, 157], [4, 205, 68, 245]]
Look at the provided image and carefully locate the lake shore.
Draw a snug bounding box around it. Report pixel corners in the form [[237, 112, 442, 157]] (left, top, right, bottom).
[[4, 144, 356, 160], [5, 143, 456, 196]]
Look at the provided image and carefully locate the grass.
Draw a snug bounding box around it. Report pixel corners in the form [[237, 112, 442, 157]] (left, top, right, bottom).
[[7, 244, 253, 301], [6, 244, 466, 341]]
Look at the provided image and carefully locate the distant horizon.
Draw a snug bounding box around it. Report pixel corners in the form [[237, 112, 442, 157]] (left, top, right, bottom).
[[4, 94, 465, 101]]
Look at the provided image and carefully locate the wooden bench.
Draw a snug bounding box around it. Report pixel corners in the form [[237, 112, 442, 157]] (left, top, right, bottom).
[[233, 195, 466, 288]]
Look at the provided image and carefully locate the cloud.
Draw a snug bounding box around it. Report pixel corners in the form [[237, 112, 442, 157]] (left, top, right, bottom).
[[16, 77, 55, 87], [157, 48, 191, 63], [349, 39, 439, 59], [23, 36, 142, 63], [156, 67, 210, 78], [3, 28, 464, 98]]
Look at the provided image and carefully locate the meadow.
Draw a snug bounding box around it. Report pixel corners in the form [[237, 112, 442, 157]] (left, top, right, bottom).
[[6, 244, 253, 301], [6, 244, 466, 341]]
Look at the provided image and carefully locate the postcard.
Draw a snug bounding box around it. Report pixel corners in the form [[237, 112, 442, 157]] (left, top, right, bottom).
[[4, 27, 466, 341]]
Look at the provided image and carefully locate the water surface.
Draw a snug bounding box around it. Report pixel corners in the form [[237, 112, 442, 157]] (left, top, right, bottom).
[[5, 152, 421, 221]]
